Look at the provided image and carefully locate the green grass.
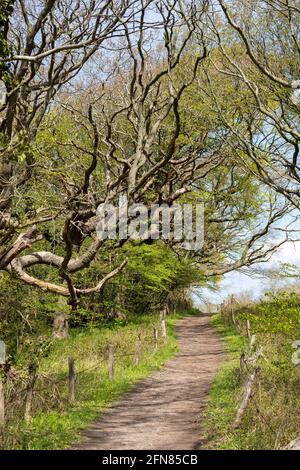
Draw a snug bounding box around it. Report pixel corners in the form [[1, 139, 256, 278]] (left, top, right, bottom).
[[202, 314, 246, 449], [6, 309, 199, 450], [204, 314, 300, 450]]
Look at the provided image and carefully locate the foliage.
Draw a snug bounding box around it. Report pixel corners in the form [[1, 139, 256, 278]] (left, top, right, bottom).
[[1, 309, 195, 450], [238, 291, 300, 337], [0, 0, 14, 79], [202, 314, 246, 449], [205, 305, 300, 450], [0, 272, 54, 363]]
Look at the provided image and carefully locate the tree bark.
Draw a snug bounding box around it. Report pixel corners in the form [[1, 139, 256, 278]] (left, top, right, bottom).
[[234, 367, 260, 429], [53, 296, 69, 339]]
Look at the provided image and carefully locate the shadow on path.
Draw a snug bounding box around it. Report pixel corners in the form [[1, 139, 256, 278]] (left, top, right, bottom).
[[74, 314, 225, 450]]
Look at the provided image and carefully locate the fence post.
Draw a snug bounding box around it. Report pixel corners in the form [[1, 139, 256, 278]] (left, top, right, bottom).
[[0, 374, 4, 427], [68, 356, 75, 406], [134, 334, 142, 365], [239, 352, 246, 378], [24, 363, 38, 422], [233, 366, 260, 429], [160, 308, 167, 341], [108, 344, 114, 380], [230, 295, 236, 326], [153, 327, 158, 351], [246, 319, 251, 339]]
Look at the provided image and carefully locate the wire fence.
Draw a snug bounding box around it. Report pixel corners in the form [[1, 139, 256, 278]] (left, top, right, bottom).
[[220, 300, 278, 439], [0, 321, 166, 449]]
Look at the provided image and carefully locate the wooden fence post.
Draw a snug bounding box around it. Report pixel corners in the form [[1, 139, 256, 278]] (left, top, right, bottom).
[[24, 363, 38, 422], [249, 334, 256, 351], [160, 308, 167, 341], [233, 366, 260, 429], [153, 327, 158, 351], [108, 344, 114, 380], [282, 436, 300, 450], [230, 295, 236, 326], [246, 319, 251, 339], [0, 374, 4, 427], [68, 356, 75, 406], [134, 334, 142, 365], [239, 352, 246, 377]]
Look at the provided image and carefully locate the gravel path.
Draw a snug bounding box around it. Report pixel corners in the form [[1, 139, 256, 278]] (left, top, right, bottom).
[[74, 314, 225, 450]]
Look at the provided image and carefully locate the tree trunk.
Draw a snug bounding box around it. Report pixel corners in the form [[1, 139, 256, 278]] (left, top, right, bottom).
[[107, 290, 127, 321], [53, 312, 69, 339], [53, 296, 69, 339]]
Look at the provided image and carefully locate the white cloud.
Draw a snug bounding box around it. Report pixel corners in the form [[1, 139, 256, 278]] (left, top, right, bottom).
[[194, 241, 300, 306], [268, 241, 300, 266]]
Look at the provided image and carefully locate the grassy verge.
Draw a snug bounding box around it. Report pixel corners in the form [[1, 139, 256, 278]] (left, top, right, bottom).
[[201, 314, 246, 449], [5, 309, 198, 450], [204, 313, 300, 450]]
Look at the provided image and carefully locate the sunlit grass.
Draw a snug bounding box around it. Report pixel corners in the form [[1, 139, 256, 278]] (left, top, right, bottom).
[[202, 314, 246, 449], [204, 314, 300, 450], [9, 309, 197, 450]]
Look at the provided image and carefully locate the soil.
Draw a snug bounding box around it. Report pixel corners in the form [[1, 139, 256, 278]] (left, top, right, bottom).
[[74, 314, 225, 450]]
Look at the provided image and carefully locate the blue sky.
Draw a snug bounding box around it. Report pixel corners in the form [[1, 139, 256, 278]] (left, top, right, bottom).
[[194, 240, 300, 306]]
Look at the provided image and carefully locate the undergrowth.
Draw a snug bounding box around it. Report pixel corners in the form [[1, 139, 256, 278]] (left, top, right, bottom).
[[1, 309, 198, 450], [204, 313, 300, 450]]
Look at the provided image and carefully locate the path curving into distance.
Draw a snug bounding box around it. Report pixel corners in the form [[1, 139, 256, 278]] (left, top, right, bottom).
[[74, 314, 225, 450]]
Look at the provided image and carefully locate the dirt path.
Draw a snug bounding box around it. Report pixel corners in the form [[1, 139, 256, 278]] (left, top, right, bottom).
[[74, 315, 225, 450]]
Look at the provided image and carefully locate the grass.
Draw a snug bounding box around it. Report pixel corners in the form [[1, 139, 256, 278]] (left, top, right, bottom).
[[4, 308, 199, 450], [202, 314, 246, 449], [204, 313, 300, 450]]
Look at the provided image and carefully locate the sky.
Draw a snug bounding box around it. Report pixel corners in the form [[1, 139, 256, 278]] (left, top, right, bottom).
[[194, 240, 300, 307]]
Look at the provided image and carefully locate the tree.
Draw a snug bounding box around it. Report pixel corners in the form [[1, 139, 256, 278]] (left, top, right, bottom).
[[0, 0, 14, 80], [211, 1, 300, 211], [0, 0, 214, 307], [0, 0, 291, 319]]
